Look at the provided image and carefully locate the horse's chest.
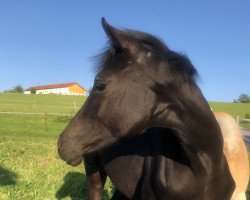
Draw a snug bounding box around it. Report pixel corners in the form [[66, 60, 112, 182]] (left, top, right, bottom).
[[138, 156, 202, 200], [104, 155, 144, 199]]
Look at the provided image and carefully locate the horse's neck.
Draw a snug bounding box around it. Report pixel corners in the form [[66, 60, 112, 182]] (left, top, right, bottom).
[[158, 82, 223, 153]]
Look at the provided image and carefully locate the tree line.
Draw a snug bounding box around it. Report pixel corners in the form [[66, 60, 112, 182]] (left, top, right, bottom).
[[3, 85, 38, 94], [234, 94, 250, 103], [4, 85, 24, 93]]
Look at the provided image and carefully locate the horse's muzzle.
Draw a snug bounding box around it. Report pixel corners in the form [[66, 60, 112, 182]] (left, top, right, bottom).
[[57, 134, 84, 166]]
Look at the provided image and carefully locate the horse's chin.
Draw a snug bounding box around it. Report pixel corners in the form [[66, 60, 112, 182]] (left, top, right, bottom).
[[60, 135, 118, 167], [65, 157, 84, 166], [58, 146, 84, 166]]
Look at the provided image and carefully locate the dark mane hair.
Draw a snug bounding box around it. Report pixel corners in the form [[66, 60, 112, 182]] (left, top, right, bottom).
[[167, 51, 198, 82], [94, 29, 198, 82]]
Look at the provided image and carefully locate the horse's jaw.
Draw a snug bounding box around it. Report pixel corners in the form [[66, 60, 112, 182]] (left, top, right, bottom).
[[57, 123, 117, 167]]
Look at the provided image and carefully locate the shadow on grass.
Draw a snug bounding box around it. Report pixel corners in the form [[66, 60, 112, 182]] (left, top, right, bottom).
[[56, 172, 111, 200], [0, 166, 18, 186]]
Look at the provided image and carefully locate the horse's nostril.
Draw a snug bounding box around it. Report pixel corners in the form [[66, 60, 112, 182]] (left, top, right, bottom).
[[57, 135, 66, 157], [57, 134, 65, 149], [58, 146, 69, 161]]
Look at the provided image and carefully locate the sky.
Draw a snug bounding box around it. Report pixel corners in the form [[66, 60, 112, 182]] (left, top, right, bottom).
[[0, 1, 249, 102]]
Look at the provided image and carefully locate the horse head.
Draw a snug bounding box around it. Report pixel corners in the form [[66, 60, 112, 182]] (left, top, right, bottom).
[[58, 18, 221, 167]]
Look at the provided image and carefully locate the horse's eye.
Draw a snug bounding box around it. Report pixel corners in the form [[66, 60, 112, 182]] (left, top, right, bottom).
[[95, 80, 107, 91]]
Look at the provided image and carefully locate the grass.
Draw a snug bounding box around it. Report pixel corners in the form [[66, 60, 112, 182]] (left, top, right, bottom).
[[209, 101, 250, 130], [0, 93, 86, 114], [209, 101, 250, 118], [0, 94, 114, 199], [0, 93, 249, 199], [0, 115, 114, 200]]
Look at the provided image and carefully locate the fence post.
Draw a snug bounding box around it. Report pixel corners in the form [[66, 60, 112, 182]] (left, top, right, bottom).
[[45, 112, 48, 131], [236, 116, 240, 124], [74, 101, 77, 112]]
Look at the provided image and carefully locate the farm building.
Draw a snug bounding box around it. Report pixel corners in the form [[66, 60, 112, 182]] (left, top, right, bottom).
[[24, 83, 87, 96]]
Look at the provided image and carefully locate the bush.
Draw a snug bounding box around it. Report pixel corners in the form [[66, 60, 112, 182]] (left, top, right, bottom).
[[245, 113, 250, 119], [54, 115, 72, 123], [31, 88, 37, 94]]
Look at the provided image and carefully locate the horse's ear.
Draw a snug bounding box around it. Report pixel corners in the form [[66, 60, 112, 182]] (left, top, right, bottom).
[[101, 17, 140, 55]]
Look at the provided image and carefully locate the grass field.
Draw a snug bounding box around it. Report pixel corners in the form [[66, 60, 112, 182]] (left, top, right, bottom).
[[210, 101, 250, 129], [0, 93, 114, 199], [0, 93, 249, 199]]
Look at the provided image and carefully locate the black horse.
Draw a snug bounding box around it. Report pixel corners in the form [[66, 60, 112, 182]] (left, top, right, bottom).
[[58, 18, 235, 200]]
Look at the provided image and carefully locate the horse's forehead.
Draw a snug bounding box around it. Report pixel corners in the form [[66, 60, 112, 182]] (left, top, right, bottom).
[[99, 48, 158, 75], [98, 62, 136, 79]]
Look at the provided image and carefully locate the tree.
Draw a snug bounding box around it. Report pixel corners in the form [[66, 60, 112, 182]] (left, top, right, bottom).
[[31, 88, 37, 94], [236, 94, 250, 103], [4, 85, 24, 93], [245, 113, 250, 119], [14, 85, 24, 93]]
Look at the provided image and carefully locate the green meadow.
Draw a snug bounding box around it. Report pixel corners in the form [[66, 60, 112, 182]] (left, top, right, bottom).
[[0, 93, 114, 200], [0, 93, 249, 199], [210, 101, 250, 129]]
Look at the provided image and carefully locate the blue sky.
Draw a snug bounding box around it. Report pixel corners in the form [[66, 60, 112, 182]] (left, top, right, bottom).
[[0, 1, 249, 102]]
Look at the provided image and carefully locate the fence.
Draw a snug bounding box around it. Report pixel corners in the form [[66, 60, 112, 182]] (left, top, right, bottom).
[[0, 111, 74, 116], [0, 96, 85, 135], [1, 96, 249, 139], [0, 97, 82, 115]]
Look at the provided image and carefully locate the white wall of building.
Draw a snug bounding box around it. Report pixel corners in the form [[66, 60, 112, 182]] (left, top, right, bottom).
[[36, 87, 69, 95], [25, 87, 85, 96], [24, 91, 31, 94]]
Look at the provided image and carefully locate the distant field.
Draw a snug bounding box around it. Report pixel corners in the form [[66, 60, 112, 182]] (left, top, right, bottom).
[[1, 93, 249, 119], [0, 93, 87, 114], [209, 101, 250, 129], [209, 101, 250, 119], [0, 93, 249, 199]]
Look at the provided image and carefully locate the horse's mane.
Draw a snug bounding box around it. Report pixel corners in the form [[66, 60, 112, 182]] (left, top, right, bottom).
[[94, 29, 198, 82]]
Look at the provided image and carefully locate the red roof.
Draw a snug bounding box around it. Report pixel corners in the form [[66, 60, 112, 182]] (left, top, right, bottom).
[[25, 83, 81, 91]]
